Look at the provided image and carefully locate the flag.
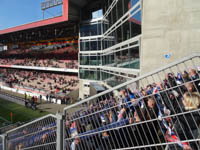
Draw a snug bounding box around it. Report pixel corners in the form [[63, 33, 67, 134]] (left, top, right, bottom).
[[166, 131, 188, 148], [70, 122, 78, 138], [158, 103, 189, 148]]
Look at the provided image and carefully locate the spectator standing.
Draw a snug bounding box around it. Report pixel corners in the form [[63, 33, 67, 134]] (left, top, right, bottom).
[[39, 95, 42, 104], [25, 93, 27, 101], [46, 94, 49, 102]]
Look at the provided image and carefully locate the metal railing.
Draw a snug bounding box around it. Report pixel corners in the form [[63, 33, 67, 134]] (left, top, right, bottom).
[[0, 90, 25, 106], [0, 53, 200, 150], [64, 53, 200, 150], [0, 122, 21, 135], [0, 135, 3, 150], [2, 114, 58, 150]]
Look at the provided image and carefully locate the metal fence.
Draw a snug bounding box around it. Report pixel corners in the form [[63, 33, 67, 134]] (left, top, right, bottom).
[[64, 53, 200, 150], [0, 122, 20, 134], [0, 135, 3, 150], [0, 91, 25, 106], [0, 53, 200, 150], [3, 114, 57, 150]]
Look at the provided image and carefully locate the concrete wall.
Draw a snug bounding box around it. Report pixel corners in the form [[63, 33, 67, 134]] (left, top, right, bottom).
[[79, 80, 105, 99], [141, 0, 200, 75], [67, 88, 79, 103], [79, 80, 90, 99]]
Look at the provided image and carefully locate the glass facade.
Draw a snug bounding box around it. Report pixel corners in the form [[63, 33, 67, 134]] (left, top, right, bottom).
[[102, 54, 114, 65], [102, 71, 130, 87], [104, 0, 141, 26], [79, 0, 142, 82], [102, 39, 115, 50], [115, 46, 140, 69], [104, 0, 141, 48], [80, 39, 102, 51], [80, 22, 102, 37], [80, 55, 101, 66], [80, 68, 101, 80]]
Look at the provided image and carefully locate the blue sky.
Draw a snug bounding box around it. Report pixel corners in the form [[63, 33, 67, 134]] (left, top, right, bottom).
[[0, 0, 62, 30]]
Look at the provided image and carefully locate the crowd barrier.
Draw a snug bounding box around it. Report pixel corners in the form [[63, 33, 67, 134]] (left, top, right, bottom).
[[64, 53, 200, 150], [0, 135, 2, 150], [5, 114, 57, 150]]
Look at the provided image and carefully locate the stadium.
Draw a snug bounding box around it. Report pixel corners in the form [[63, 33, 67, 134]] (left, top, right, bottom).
[[0, 0, 200, 150]]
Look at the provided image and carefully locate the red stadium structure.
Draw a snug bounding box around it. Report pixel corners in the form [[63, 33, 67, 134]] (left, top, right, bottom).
[[0, 0, 69, 35], [0, 0, 98, 103], [0, 0, 96, 45]]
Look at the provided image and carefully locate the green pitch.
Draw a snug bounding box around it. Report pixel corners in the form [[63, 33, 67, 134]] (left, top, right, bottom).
[[0, 98, 49, 127]]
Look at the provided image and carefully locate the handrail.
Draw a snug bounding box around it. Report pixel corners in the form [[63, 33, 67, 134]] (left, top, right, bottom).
[[6, 114, 56, 134]]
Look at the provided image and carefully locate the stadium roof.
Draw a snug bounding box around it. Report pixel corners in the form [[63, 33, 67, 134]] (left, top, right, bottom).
[[0, 0, 94, 36], [91, 82, 105, 92]]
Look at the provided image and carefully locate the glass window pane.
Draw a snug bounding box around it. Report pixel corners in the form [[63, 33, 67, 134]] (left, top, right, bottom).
[[90, 41, 97, 50]]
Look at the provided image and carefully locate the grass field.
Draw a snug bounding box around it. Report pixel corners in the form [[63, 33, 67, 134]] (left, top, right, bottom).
[[0, 117, 10, 127], [0, 98, 49, 127]]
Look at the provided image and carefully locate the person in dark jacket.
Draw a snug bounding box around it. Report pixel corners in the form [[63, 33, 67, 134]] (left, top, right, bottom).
[[128, 106, 147, 149], [189, 69, 200, 93], [161, 90, 183, 114], [168, 92, 200, 150]]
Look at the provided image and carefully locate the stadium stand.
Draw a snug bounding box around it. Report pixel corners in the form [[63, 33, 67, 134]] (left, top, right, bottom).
[[0, 68, 79, 96], [0, 59, 78, 69], [0, 45, 78, 58], [29, 43, 73, 51], [0, 45, 78, 69]]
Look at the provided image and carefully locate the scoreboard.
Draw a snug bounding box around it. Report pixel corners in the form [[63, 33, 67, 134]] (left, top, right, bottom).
[[41, 0, 63, 10]]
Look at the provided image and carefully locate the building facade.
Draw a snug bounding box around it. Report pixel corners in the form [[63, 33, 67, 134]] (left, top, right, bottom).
[[79, 0, 200, 99], [79, 0, 142, 99]]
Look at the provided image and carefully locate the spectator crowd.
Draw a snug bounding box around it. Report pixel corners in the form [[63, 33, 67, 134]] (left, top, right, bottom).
[[1, 68, 200, 150], [0, 45, 78, 70], [0, 59, 78, 69], [0, 68, 79, 96], [65, 68, 200, 150], [5, 120, 57, 150]]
